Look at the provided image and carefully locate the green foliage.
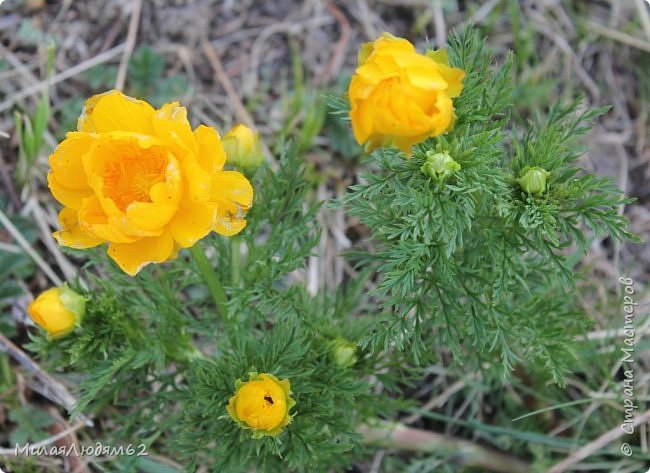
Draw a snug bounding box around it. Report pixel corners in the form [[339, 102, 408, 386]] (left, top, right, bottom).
[[82, 45, 189, 109], [0, 206, 38, 338], [338, 28, 636, 384], [274, 40, 328, 153], [0, 217, 37, 303], [226, 144, 321, 319], [176, 319, 374, 473], [8, 405, 53, 445], [324, 84, 364, 161], [86, 63, 118, 90], [13, 44, 53, 185], [27, 149, 391, 472], [17, 18, 57, 46], [54, 96, 85, 136], [127, 45, 189, 107]]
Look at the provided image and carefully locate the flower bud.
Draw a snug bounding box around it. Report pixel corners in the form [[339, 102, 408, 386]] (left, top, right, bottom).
[[226, 372, 295, 438], [421, 151, 461, 180], [330, 339, 358, 368], [517, 166, 550, 194], [27, 286, 85, 338], [222, 124, 264, 170]]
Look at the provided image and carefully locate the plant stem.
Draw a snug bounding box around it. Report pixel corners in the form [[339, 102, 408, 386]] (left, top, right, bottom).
[[358, 420, 529, 473], [231, 237, 241, 287], [189, 243, 230, 321]]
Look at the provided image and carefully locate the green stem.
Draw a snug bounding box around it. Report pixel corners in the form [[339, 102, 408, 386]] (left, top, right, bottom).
[[231, 237, 241, 286], [0, 352, 12, 388], [189, 243, 230, 321]]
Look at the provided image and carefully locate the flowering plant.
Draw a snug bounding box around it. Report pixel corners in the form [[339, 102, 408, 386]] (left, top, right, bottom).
[[49, 90, 253, 275], [20, 28, 637, 473]]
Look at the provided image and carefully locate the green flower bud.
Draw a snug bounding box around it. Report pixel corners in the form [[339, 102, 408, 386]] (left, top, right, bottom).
[[517, 166, 550, 195], [421, 151, 461, 180], [58, 285, 87, 321], [330, 339, 357, 368]]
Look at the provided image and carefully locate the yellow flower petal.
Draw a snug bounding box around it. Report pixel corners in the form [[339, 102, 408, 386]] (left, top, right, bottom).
[[427, 48, 450, 66], [437, 64, 465, 98], [125, 201, 178, 233], [402, 62, 448, 91], [79, 90, 155, 135], [169, 200, 216, 248], [358, 41, 375, 66], [428, 93, 453, 136], [124, 156, 183, 232], [210, 171, 253, 236], [214, 203, 248, 237], [371, 35, 416, 57], [107, 229, 175, 276], [153, 102, 198, 155], [47, 172, 93, 211], [52, 207, 104, 249], [182, 160, 213, 202], [27, 287, 82, 338], [48, 132, 95, 190], [78, 197, 137, 243], [194, 125, 226, 172]]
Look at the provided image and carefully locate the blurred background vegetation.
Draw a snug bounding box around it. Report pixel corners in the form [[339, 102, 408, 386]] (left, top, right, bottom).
[[0, 0, 649, 472]]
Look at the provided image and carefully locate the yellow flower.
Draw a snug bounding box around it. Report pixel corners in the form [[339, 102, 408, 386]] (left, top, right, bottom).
[[348, 33, 465, 156], [222, 124, 264, 170], [48, 90, 254, 276], [226, 372, 295, 437], [27, 286, 85, 338]]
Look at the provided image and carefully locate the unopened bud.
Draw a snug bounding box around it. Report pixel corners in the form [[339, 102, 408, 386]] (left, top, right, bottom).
[[223, 124, 264, 170], [330, 339, 358, 368], [421, 151, 461, 180], [27, 285, 86, 339], [517, 166, 550, 194]]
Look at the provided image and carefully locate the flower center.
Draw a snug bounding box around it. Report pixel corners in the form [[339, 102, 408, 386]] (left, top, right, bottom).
[[102, 148, 167, 211]]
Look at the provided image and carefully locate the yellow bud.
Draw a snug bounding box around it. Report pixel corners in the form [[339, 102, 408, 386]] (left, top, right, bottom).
[[226, 372, 295, 438], [27, 286, 85, 338], [222, 124, 264, 170], [517, 166, 550, 194]]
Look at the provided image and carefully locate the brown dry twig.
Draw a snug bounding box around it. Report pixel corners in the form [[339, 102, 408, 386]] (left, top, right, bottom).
[[0, 332, 92, 427], [0, 206, 62, 286], [0, 44, 126, 113], [547, 408, 650, 473], [200, 39, 277, 169], [115, 0, 143, 91], [359, 420, 529, 473], [316, 0, 351, 87], [587, 19, 650, 53]]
